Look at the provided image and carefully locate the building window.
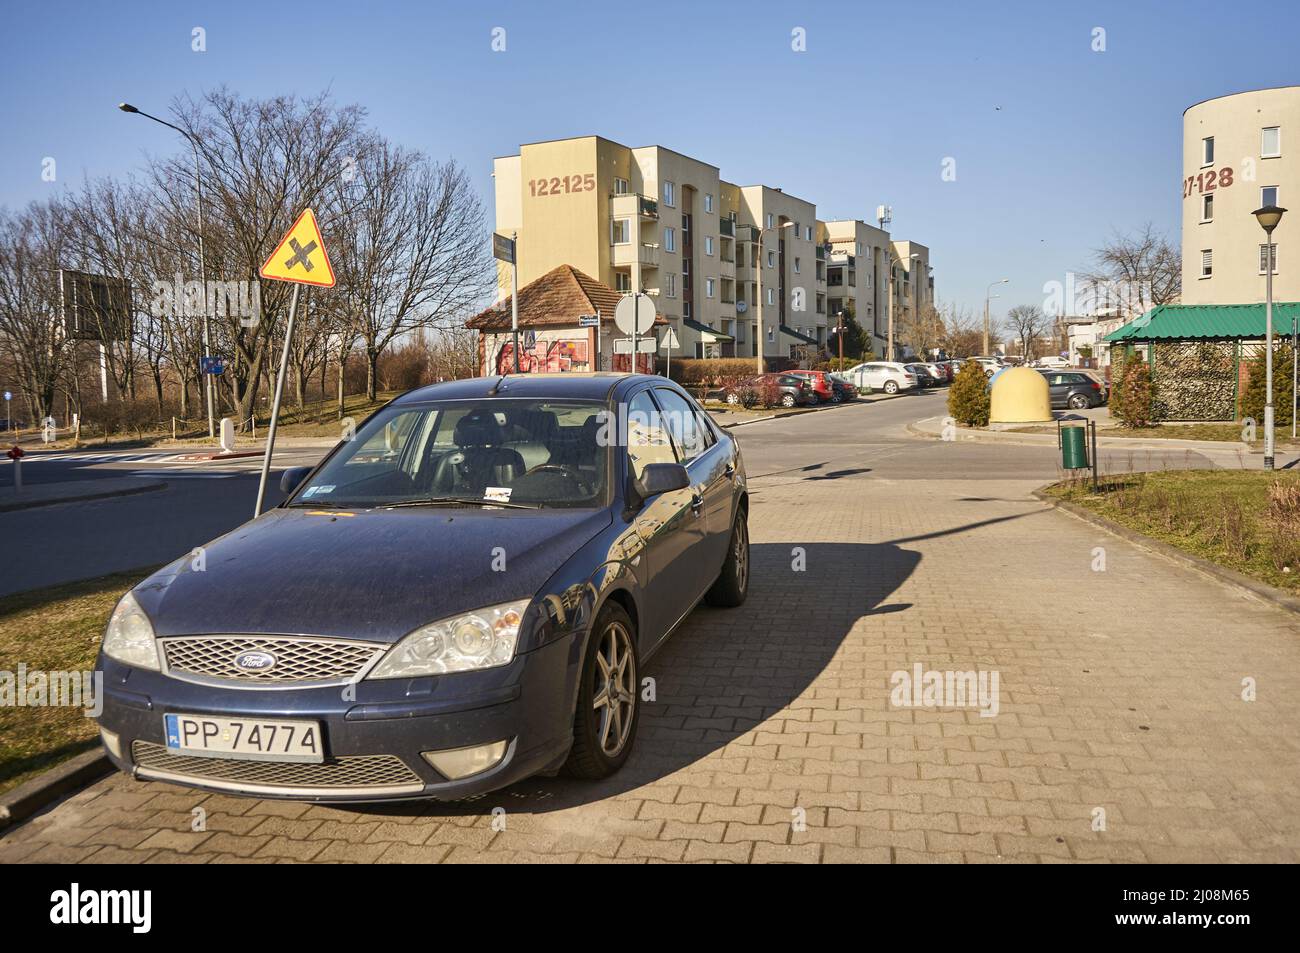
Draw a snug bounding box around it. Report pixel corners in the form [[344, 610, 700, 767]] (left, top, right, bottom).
[[664, 227, 676, 252], [1262, 185, 1279, 207], [856, 242, 862, 255], [805, 226, 813, 242], [684, 302, 692, 319], [794, 257, 801, 274], [613, 177, 628, 194], [766, 250, 775, 268], [663, 181, 675, 207], [1200, 249, 1212, 278], [704, 236, 714, 256], [767, 325, 775, 342], [704, 193, 713, 213], [611, 218, 631, 244], [706, 278, 715, 298], [1262, 126, 1281, 158], [766, 288, 775, 305], [766, 213, 774, 228], [1202, 136, 1214, 166], [615, 272, 631, 292], [1201, 194, 1213, 222], [665, 273, 677, 297], [1260, 243, 1278, 274]]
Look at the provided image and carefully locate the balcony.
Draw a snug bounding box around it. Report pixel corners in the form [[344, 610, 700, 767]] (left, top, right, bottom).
[[816, 244, 827, 261], [611, 193, 659, 220], [613, 241, 661, 269], [719, 218, 735, 238]]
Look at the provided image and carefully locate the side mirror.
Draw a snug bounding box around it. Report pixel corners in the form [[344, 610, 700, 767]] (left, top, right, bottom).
[[280, 466, 312, 495], [632, 462, 690, 504]]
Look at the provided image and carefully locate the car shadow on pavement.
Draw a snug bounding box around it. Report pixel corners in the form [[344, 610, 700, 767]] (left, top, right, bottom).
[[348, 541, 922, 819]]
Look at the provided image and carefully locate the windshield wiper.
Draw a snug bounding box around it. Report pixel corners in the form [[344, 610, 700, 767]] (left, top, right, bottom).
[[382, 496, 542, 510], [286, 500, 353, 509]]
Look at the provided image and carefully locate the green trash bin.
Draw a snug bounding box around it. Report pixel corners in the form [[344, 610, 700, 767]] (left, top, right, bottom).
[[1061, 425, 1089, 469]]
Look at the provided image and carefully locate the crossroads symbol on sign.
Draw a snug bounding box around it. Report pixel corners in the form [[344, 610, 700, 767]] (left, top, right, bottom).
[[285, 237, 317, 272]]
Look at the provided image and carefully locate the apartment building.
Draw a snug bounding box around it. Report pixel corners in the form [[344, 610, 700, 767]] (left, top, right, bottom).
[[1181, 86, 1300, 305], [491, 135, 935, 368], [822, 219, 892, 355]]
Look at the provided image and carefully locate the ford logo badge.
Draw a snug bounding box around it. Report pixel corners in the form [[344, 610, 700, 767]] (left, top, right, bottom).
[[233, 650, 277, 672]]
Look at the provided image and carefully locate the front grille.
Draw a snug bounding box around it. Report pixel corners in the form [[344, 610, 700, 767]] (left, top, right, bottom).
[[160, 635, 385, 686], [131, 742, 424, 796]]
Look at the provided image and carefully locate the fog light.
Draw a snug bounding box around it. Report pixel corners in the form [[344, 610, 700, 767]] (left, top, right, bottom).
[[421, 740, 508, 780], [99, 727, 122, 760]]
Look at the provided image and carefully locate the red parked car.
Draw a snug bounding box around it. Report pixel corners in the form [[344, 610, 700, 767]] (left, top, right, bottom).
[[785, 369, 842, 404]]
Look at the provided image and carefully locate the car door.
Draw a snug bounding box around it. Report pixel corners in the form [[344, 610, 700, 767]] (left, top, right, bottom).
[[656, 386, 732, 575], [624, 388, 698, 651], [1045, 373, 1068, 408]]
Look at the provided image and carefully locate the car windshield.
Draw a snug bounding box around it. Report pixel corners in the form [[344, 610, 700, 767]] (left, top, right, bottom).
[[290, 399, 610, 509]]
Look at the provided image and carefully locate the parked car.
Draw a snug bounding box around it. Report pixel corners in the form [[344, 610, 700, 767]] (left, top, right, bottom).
[[95, 374, 751, 801], [923, 362, 949, 384], [785, 369, 852, 403], [1037, 369, 1107, 409], [907, 364, 939, 388], [841, 361, 917, 395], [829, 376, 857, 402], [1034, 356, 1070, 370], [716, 372, 813, 408]]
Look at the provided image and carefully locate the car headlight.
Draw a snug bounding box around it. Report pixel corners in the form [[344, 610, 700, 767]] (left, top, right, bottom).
[[368, 600, 529, 678], [102, 591, 160, 671]]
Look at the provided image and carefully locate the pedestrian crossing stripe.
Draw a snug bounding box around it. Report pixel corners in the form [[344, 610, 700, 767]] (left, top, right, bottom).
[[259, 208, 335, 287]]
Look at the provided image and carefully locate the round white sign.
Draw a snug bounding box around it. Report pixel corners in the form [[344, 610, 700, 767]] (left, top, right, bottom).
[[614, 294, 656, 335]]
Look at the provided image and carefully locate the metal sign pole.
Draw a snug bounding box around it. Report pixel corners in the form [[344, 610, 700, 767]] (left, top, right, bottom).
[[511, 231, 520, 373], [254, 282, 301, 517], [631, 293, 639, 375], [596, 309, 602, 371]]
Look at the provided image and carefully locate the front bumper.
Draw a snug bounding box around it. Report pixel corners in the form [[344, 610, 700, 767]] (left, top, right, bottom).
[[95, 631, 581, 802]]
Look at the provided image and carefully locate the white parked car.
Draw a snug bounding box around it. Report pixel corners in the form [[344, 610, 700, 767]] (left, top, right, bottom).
[[1034, 356, 1070, 369], [842, 361, 917, 395]]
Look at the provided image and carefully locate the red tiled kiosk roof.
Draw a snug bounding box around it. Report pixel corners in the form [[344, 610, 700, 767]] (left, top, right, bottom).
[[467, 265, 637, 332]]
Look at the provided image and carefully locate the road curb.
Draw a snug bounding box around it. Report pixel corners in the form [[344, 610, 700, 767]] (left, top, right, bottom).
[[907, 416, 1273, 455], [0, 480, 167, 513], [1033, 485, 1300, 618], [0, 748, 112, 832]]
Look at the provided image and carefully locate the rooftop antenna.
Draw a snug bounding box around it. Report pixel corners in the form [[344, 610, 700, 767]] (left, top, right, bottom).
[[486, 372, 509, 396], [876, 205, 892, 231]]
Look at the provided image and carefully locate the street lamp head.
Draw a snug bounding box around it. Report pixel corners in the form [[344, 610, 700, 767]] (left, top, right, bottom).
[[117, 102, 139, 113], [1254, 205, 1287, 233]]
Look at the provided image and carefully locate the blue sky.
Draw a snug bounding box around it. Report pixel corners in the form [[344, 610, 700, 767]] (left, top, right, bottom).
[[1, 0, 1296, 319]]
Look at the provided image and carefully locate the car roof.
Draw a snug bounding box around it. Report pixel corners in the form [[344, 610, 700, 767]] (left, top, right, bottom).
[[392, 373, 656, 406]]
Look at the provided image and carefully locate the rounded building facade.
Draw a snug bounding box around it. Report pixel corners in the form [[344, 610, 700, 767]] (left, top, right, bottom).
[[1181, 86, 1300, 305]]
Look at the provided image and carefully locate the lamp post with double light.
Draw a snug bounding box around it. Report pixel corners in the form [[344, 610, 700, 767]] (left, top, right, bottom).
[[119, 103, 215, 439], [1253, 204, 1287, 470]]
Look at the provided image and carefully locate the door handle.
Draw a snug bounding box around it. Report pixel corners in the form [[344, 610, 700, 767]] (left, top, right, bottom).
[[690, 490, 704, 515], [724, 462, 736, 480]]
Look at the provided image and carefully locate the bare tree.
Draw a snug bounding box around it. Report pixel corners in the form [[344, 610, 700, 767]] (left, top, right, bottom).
[[896, 300, 946, 359], [0, 202, 71, 422], [1006, 304, 1048, 361], [155, 88, 370, 429], [333, 142, 492, 400], [1085, 223, 1181, 315]]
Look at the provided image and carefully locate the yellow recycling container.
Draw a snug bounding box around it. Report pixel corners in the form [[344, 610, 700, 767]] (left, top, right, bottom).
[[990, 366, 1052, 424]]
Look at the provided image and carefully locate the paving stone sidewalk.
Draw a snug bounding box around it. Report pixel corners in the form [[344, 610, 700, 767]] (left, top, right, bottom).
[[3, 472, 1297, 863]]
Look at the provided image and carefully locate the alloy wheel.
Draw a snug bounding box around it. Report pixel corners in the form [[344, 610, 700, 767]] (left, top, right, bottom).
[[733, 518, 749, 592], [592, 621, 636, 757]]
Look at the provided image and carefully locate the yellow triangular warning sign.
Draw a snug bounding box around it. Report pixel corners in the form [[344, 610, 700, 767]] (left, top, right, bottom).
[[259, 208, 335, 287]]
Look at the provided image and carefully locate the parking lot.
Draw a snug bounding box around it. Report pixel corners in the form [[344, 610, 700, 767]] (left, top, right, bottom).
[[4, 394, 1297, 864]]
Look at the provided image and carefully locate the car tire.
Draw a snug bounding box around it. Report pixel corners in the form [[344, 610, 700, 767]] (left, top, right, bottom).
[[726, 393, 740, 405], [884, 380, 899, 394], [705, 509, 749, 608], [1068, 394, 1089, 409], [563, 602, 640, 780], [781, 394, 796, 408]]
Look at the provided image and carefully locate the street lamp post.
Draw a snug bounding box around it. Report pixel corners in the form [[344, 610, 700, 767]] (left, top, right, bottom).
[[753, 221, 794, 373], [984, 278, 1009, 356], [119, 103, 215, 439], [887, 252, 920, 362], [1253, 204, 1287, 470]]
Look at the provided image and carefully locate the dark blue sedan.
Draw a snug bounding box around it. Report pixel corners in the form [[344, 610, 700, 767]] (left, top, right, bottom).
[[95, 373, 750, 801]]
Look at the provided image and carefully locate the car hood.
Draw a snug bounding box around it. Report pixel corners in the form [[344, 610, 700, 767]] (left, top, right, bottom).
[[134, 506, 612, 643]]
